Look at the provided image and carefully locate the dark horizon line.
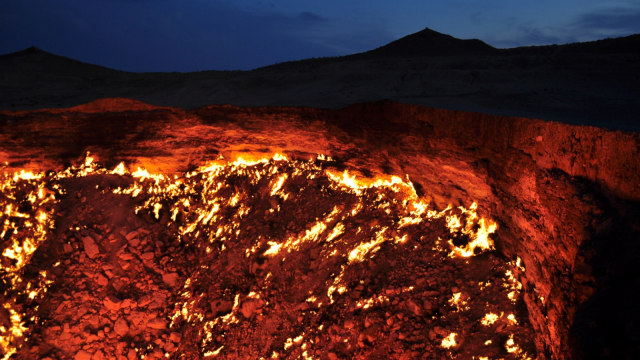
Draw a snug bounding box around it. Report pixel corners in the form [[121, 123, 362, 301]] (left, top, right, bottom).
[[2, 27, 639, 74]]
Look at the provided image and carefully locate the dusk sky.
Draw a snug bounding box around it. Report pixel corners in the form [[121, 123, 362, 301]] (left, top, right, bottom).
[[2, 0, 640, 72]]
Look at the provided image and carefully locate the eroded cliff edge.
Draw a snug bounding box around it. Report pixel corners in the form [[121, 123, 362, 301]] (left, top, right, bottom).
[[1, 99, 638, 359]]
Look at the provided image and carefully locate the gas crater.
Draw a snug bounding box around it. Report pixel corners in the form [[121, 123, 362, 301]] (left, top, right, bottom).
[[1, 99, 639, 359]]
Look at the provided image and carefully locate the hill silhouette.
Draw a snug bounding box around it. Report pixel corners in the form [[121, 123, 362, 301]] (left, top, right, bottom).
[[1, 46, 120, 74], [357, 27, 496, 58]]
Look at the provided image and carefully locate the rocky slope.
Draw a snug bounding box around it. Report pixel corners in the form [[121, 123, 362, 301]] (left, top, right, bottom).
[[1, 99, 639, 359]]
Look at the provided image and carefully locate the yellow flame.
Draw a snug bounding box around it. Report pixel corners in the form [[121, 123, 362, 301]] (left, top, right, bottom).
[[110, 162, 127, 175], [132, 167, 165, 182], [481, 313, 499, 326], [325, 170, 408, 197], [348, 227, 387, 263], [1, 152, 506, 358], [270, 174, 288, 196], [0, 304, 28, 360], [263, 241, 282, 256], [506, 334, 518, 353], [441, 332, 457, 348], [12, 170, 43, 182], [446, 203, 497, 257]]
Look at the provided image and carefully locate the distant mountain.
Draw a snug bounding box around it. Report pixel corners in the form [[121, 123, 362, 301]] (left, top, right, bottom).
[[1, 29, 639, 130], [0, 47, 133, 109], [568, 33, 640, 53], [356, 27, 497, 58], [0, 46, 121, 76]]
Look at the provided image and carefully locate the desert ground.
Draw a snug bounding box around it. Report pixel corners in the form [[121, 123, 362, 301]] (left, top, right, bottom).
[[1, 28, 639, 360], [2, 28, 639, 130]]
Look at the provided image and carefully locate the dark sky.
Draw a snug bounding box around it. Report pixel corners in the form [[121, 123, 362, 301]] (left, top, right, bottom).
[[2, 0, 640, 72]]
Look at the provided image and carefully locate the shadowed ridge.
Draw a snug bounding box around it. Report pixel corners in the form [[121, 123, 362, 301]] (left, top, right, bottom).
[[11, 46, 47, 55], [0, 46, 60, 58], [563, 33, 640, 53], [355, 27, 497, 58], [507, 33, 640, 55], [0, 46, 124, 75], [0, 47, 134, 110]]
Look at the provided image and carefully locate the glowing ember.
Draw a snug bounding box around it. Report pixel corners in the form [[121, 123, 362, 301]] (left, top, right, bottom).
[[481, 313, 500, 326], [347, 227, 387, 263], [446, 203, 497, 257], [506, 334, 518, 353], [441, 332, 457, 348]]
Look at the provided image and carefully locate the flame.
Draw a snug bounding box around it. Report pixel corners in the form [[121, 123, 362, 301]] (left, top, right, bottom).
[[263, 241, 282, 256], [348, 227, 387, 263], [270, 174, 288, 196], [326, 170, 407, 196], [441, 332, 457, 348], [446, 202, 497, 257], [325, 223, 345, 242], [506, 334, 518, 353], [0, 153, 514, 359], [132, 167, 165, 182], [0, 304, 28, 360], [481, 312, 500, 326], [504, 269, 523, 303], [12, 170, 43, 182], [110, 162, 128, 175]]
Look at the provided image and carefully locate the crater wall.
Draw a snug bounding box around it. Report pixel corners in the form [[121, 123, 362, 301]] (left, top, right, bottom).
[[1, 99, 638, 359]]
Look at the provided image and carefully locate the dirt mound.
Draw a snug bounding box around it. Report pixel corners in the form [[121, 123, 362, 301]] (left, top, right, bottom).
[[0, 98, 165, 116], [65, 98, 166, 114]]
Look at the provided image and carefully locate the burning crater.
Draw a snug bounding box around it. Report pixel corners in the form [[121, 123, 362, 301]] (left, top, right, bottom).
[[1, 99, 639, 359]]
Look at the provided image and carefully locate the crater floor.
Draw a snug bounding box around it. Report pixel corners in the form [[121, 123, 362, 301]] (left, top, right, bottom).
[[2, 155, 535, 359]]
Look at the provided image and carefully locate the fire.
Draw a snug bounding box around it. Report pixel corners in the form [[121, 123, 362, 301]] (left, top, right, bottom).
[[504, 268, 524, 303], [348, 227, 388, 263], [132, 167, 165, 182], [506, 334, 519, 353], [12, 170, 43, 182], [0, 153, 534, 359], [263, 241, 282, 256], [325, 223, 345, 242], [481, 312, 500, 326], [441, 332, 458, 348], [270, 174, 288, 196], [110, 162, 128, 175], [446, 202, 497, 257], [1, 167, 56, 273], [325, 170, 407, 196]]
